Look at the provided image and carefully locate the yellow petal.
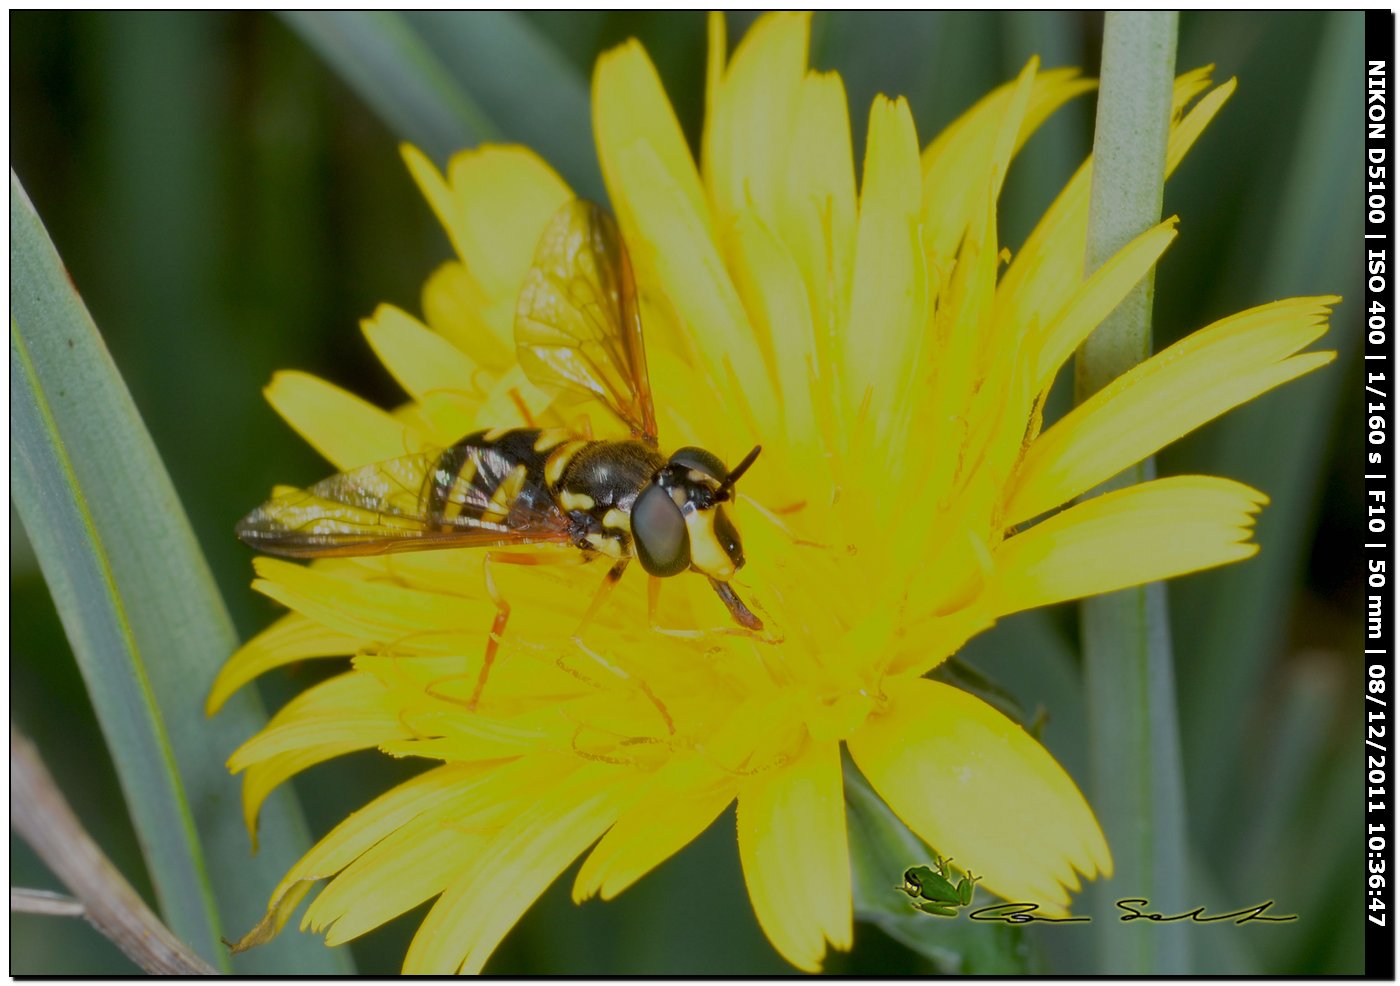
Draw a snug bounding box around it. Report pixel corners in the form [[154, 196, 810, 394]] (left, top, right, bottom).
[[920, 64, 1094, 265], [995, 74, 1235, 351], [737, 739, 851, 972], [849, 678, 1110, 905], [465, 362, 559, 433], [240, 742, 372, 851], [702, 11, 811, 232], [305, 797, 488, 946], [403, 761, 640, 974], [726, 214, 824, 481], [609, 136, 776, 438], [574, 755, 737, 902], [1165, 73, 1236, 175], [1032, 218, 1179, 389], [206, 612, 359, 715], [842, 95, 926, 455], [1006, 297, 1337, 525], [420, 260, 513, 372], [229, 763, 493, 952], [594, 39, 776, 439], [593, 40, 713, 252], [265, 370, 414, 471], [920, 59, 1082, 265], [993, 476, 1268, 615], [293, 763, 491, 880], [361, 303, 485, 407], [228, 671, 404, 774], [401, 143, 572, 351], [252, 556, 496, 642], [912, 65, 1035, 507], [227, 880, 317, 956], [703, 11, 725, 134], [777, 69, 857, 384]]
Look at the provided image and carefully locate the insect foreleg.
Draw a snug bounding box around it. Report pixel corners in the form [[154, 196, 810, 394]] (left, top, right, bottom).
[[646, 576, 704, 638], [574, 558, 630, 639], [647, 576, 781, 643]]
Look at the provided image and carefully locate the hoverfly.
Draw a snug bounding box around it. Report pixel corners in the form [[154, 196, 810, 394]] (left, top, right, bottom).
[[237, 200, 764, 709]]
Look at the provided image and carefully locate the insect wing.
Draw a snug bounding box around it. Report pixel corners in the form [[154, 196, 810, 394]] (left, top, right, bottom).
[[236, 447, 572, 558], [515, 200, 659, 444]]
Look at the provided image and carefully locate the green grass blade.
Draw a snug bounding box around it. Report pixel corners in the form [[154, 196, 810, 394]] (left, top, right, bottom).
[[1076, 12, 1191, 974], [280, 11, 500, 163], [10, 171, 351, 974], [283, 11, 605, 200], [402, 11, 604, 201]]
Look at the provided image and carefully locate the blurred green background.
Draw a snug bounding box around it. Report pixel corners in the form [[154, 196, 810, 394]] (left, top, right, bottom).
[[10, 11, 1363, 974]]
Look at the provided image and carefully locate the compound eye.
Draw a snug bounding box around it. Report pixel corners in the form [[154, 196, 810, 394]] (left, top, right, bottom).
[[632, 483, 690, 577], [668, 446, 727, 482]]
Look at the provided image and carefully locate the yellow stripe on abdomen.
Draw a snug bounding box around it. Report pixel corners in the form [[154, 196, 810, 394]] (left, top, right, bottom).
[[481, 464, 528, 522], [437, 458, 479, 524]]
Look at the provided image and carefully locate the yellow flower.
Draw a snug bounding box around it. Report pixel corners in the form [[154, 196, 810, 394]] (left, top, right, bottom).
[[210, 13, 1336, 974]]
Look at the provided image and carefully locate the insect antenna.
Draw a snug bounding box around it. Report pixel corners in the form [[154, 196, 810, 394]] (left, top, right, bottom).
[[716, 445, 762, 500]]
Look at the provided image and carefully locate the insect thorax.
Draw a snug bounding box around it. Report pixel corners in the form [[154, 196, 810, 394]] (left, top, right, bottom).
[[555, 439, 666, 513]]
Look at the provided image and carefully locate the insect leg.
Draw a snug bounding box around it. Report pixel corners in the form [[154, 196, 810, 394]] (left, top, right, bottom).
[[479, 550, 593, 709], [566, 560, 676, 736], [425, 550, 583, 711], [646, 576, 702, 639], [507, 387, 537, 428], [646, 576, 782, 643], [465, 551, 513, 711], [574, 558, 630, 638]]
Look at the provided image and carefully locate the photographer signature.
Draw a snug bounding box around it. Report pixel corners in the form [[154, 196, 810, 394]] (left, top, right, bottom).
[[965, 899, 1298, 925]]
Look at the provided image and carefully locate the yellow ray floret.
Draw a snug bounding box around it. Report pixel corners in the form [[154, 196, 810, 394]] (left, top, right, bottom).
[[574, 755, 737, 903], [993, 476, 1268, 615], [841, 95, 926, 451], [361, 303, 485, 408], [1006, 296, 1338, 525], [207, 612, 361, 715], [228, 672, 410, 836], [404, 761, 642, 974], [305, 793, 494, 946], [702, 11, 812, 234], [401, 143, 571, 352], [264, 370, 413, 471], [994, 72, 1236, 347], [1031, 218, 1180, 390], [594, 40, 776, 440], [419, 260, 512, 371], [252, 556, 497, 641], [848, 678, 1110, 907], [737, 740, 852, 972], [231, 763, 496, 954]]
